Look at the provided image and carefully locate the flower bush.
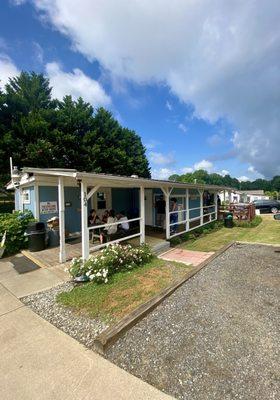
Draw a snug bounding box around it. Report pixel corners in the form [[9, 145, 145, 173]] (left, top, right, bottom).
[[0, 210, 35, 255], [68, 243, 153, 284]]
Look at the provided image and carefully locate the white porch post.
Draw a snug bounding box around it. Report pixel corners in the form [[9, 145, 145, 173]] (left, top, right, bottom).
[[58, 177, 66, 263], [214, 192, 218, 220], [140, 186, 145, 244], [199, 189, 204, 225], [161, 187, 170, 239], [186, 188, 189, 231], [81, 180, 89, 260], [34, 184, 40, 220]]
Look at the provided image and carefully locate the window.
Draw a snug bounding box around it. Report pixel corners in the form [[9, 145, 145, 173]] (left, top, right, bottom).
[[97, 192, 106, 209], [22, 189, 30, 204]]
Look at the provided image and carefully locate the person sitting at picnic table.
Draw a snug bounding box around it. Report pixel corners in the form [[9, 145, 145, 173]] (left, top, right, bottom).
[[88, 209, 100, 226], [116, 211, 130, 234], [100, 209, 117, 244], [101, 209, 109, 223]]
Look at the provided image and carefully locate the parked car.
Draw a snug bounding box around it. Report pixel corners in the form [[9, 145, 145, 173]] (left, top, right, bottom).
[[253, 199, 280, 214]]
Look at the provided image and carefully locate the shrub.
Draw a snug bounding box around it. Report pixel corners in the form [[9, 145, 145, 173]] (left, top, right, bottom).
[[169, 220, 223, 246], [234, 215, 262, 228], [68, 243, 153, 284], [0, 211, 35, 256]]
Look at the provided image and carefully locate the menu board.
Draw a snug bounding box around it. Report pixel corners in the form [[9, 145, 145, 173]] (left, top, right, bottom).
[[40, 201, 58, 214]]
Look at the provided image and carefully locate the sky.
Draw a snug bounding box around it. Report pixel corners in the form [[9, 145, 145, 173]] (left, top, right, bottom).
[[0, 1, 280, 181]]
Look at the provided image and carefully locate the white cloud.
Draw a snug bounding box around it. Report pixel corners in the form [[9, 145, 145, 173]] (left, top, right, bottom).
[[181, 167, 193, 174], [149, 151, 175, 166], [248, 166, 256, 173], [45, 62, 111, 106], [33, 42, 44, 64], [238, 175, 250, 182], [178, 123, 187, 133], [30, 0, 280, 177], [194, 159, 213, 172], [166, 100, 172, 111], [219, 169, 229, 177], [144, 140, 161, 150], [0, 54, 20, 90], [151, 168, 176, 180]]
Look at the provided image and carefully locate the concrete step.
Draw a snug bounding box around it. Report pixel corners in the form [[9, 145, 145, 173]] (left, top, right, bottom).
[[152, 241, 170, 256]]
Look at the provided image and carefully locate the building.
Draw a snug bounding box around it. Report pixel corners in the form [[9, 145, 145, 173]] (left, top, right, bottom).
[[8, 167, 231, 263], [219, 189, 269, 203]]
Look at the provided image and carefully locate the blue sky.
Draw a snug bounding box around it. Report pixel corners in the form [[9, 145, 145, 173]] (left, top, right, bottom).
[[1, 1, 279, 180]]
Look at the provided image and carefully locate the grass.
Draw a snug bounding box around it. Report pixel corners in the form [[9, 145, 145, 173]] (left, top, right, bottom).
[[181, 214, 280, 252], [57, 257, 190, 323]]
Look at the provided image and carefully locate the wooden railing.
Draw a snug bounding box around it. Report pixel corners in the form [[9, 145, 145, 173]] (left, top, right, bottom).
[[218, 203, 256, 221]]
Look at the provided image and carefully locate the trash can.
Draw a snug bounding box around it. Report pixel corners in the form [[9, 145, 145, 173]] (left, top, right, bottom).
[[25, 222, 46, 252], [48, 228, 60, 247], [224, 213, 234, 228]]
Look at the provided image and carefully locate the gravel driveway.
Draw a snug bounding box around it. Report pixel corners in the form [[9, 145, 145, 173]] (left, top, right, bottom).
[[106, 243, 280, 400]]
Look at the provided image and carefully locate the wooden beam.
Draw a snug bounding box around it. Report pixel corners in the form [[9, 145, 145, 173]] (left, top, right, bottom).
[[165, 191, 170, 239], [58, 177, 66, 263], [140, 186, 145, 244], [186, 188, 189, 231], [81, 180, 89, 260], [86, 185, 100, 200]]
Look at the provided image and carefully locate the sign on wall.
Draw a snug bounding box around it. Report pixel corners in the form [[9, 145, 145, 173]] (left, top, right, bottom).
[[40, 201, 58, 214]]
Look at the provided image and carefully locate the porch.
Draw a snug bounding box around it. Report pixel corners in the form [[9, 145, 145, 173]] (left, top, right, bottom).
[[12, 168, 231, 264], [22, 234, 170, 268]]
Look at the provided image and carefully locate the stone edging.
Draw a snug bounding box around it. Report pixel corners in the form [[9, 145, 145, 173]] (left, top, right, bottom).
[[94, 241, 235, 354]]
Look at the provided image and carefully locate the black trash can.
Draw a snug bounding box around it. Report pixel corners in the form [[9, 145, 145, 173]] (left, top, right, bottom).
[[26, 222, 46, 252], [224, 213, 234, 228]]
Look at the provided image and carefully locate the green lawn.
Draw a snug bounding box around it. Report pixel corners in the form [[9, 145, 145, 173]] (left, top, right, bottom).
[[57, 257, 190, 323], [181, 214, 280, 252]]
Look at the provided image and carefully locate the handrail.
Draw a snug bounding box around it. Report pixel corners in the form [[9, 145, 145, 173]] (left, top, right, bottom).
[[88, 217, 141, 231]]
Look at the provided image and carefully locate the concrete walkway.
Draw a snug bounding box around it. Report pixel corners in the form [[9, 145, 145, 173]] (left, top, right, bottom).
[[0, 259, 173, 400], [159, 248, 214, 266]]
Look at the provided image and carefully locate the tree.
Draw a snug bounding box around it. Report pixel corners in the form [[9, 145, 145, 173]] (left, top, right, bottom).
[[0, 72, 150, 187], [83, 108, 150, 177]]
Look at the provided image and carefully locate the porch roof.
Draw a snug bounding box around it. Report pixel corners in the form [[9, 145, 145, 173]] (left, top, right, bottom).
[[17, 167, 234, 191]]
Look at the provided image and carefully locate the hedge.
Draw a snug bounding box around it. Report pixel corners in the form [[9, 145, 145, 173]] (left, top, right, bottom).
[[0, 211, 35, 256]]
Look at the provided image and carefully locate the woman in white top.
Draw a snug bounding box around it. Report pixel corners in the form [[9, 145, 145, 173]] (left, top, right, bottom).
[[100, 209, 117, 243]]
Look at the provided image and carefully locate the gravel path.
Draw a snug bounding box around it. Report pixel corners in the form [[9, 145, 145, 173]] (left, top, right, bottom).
[[106, 243, 280, 400], [21, 283, 108, 348]]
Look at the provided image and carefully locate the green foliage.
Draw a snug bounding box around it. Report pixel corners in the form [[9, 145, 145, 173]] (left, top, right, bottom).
[[169, 169, 280, 192], [234, 216, 262, 228], [0, 72, 150, 187], [169, 221, 223, 246], [0, 211, 35, 255], [68, 243, 153, 284]]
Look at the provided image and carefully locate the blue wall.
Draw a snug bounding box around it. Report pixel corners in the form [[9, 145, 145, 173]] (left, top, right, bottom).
[[64, 187, 81, 232], [112, 188, 139, 217], [23, 186, 35, 215], [189, 189, 201, 219], [14, 188, 20, 211], [39, 185, 82, 233], [39, 186, 58, 223]]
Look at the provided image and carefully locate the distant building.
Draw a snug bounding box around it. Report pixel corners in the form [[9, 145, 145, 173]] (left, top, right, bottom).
[[220, 190, 269, 203]]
